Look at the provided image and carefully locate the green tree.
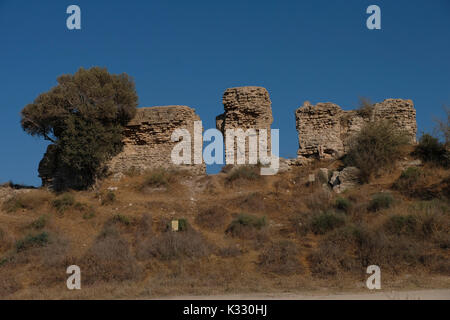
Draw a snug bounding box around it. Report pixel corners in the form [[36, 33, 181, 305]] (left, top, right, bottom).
[[20, 67, 138, 190]]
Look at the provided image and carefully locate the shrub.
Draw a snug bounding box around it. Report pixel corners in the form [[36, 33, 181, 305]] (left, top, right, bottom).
[[143, 172, 168, 188], [195, 206, 229, 231], [414, 133, 449, 167], [225, 214, 267, 238], [309, 224, 427, 275], [217, 245, 242, 258], [335, 197, 352, 213], [30, 215, 48, 230], [258, 240, 302, 275], [1, 196, 26, 213], [81, 225, 141, 284], [309, 211, 346, 235], [305, 189, 332, 212], [52, 193, 75, 213], [345, 120, 410, 183], [355, 97, 374, 118], [225, 165, 260, 183], [136, 229, 212, 261], [1, 191, 50, 213], [368, 193, 394, 212], [101, 191, 116, 205], [15, 232, 49, 252], [112, 214, 133, 226], [384, 214, 417, 236]]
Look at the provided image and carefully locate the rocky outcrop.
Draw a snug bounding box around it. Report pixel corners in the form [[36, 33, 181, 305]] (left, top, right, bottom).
[[216, 86, 273, 164], [295, 99, 417, 161], [108, 106, 205, 175], [329, 167, 361, 193]]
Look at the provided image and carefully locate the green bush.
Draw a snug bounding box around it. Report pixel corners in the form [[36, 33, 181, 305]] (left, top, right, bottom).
[[15, 232, 49, 252], [414, 133, 449, 167], [225, 214, 267, 237], [368, 193, 394, 212], [345, 120, 410, 183], [335, 197, 352, 213], [52, 193, 75, 213], [310, 211, 346, 235]]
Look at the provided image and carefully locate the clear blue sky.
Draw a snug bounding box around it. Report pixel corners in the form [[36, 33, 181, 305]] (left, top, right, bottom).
[[0, 0, 449, 186]]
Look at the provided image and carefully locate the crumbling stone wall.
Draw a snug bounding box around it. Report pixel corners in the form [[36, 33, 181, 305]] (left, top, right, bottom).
[[108, 105, 205, 175], [295, 99, 417, 161], [38, 105, 205, 189], [216, 86, 273, 164]]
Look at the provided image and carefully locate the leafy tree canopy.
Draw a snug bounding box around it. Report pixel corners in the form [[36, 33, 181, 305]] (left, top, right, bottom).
[[20, 67, 138, 190]]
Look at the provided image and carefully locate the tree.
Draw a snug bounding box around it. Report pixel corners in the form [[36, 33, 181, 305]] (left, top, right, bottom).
[[20, 67, 138, 190]]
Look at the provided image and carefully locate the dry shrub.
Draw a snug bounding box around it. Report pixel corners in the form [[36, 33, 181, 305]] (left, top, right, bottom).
[[258, 240, 302, 275], [136, 213, 153, 239], [139, 169, 179, 192], [383, 214, 417, 236], [217, 245, 242, 258], [225, 165, 261, 184], [195, 206, 229, 231], [305, 188, 332, 212], [394, 166, 449, 199], [2, 190, 51, 213], [81, 225, 141, 284], [308, 241, 356, 277], [408, 200, 450, 245], [136, 228, 213, 261], [34, 237, 76, 286], [101, 191, 116, 205], [51, 193, 75, 213], [309, 224, 429, 277], [225, 214, 267, 238], [355, 97, 374, 118], [345, 120, 410, 183], [236, 192, 266, 212]]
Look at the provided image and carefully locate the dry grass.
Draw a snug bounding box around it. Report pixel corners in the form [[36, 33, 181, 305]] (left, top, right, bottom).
[[0, 162, 448, 298], [258, 240, 303, 275]]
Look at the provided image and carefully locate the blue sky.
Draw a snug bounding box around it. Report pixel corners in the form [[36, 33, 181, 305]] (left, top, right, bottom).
[[0, 0, 449, 186]]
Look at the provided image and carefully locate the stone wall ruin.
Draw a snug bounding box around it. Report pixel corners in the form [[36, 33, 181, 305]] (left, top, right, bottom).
[[295, 99, 417, 161], [216, 86, 273, 164]]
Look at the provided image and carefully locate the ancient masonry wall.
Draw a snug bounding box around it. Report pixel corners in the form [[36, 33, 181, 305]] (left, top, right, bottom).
[[216, 86, 273, 164], [108, 106, 205, 175], [295, 99, 417, 160]]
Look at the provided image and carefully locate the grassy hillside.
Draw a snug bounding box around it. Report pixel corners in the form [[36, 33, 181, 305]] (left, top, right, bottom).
[[0, 155, 448, 299]]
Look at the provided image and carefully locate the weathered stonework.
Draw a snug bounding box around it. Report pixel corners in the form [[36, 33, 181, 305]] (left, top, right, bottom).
[[216, 86, 273, 164], [295, 99, 417, 161], [38, 106, 205, 189], [108, 106, 205, 175]]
